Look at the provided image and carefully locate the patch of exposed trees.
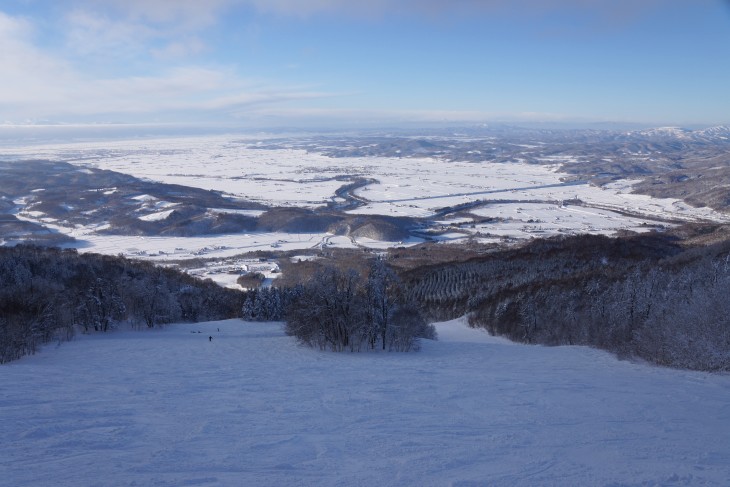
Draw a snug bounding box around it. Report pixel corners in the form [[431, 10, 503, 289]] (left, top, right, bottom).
[[242, 259, 436, 352], [286, 259, 436, 352], [402, 232, 730, 371], [286, 260, 435, 352], [241, 286, 302, 322], [0, 245, 243, 364]]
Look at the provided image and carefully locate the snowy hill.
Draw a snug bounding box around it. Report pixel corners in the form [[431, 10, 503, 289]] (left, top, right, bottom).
[[630, 125, 730, 142], [633, 126, 694, 139], [696, 125, 730, 140], [2, 319, 729, 486]]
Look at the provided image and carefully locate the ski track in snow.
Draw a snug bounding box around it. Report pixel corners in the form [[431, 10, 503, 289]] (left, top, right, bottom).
[[1, 318, 729, 487]]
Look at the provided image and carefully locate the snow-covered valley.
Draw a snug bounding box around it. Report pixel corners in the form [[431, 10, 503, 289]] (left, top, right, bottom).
[[2, 318, 729, 486], [4, 134, 730, 289], [4, 136, 730, 248]]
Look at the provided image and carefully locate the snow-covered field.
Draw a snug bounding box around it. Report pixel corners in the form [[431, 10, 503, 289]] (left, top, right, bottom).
[[2, 318, 729, 487], [3, 135, 730, 285], [3, 135, 728, 225]]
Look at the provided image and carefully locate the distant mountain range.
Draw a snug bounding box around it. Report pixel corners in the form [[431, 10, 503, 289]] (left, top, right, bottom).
[[630, 126, 730, 142]]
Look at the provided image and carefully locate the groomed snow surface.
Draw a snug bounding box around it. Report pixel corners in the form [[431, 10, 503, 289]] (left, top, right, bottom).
[[2, 318, 729, 487]]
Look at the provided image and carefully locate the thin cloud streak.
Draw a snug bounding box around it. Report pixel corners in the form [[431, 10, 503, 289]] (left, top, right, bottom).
[[82, 0, 674, 24], [239, 0, 668, 21], [80, 0, 231, 29], [0, 12, 334, 123]]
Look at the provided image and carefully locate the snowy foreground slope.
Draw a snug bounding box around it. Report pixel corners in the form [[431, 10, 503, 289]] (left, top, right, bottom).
[[2, 319, 729, 487]]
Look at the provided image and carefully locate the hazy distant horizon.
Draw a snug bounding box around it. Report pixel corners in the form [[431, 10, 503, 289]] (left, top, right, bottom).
[[2, 119, 728, 148]]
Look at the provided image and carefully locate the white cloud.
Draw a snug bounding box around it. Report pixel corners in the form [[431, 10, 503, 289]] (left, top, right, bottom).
[[0, 9, 30, 37], [0, 12, 77, 108], [80, 0, 231, 29], [0, 11, 331, 123], [150, 37, 206, 60], [64, 9, 156, 58], [62, 0, 239, 63]]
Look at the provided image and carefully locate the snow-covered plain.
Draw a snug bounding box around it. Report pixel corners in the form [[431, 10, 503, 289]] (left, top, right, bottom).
[[3, 136, 728, 225], [2, 318, 729, 487], [3, 135, 730, 279]]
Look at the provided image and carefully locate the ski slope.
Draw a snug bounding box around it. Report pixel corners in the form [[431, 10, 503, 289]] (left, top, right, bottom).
[[2, 318, 729, 486]]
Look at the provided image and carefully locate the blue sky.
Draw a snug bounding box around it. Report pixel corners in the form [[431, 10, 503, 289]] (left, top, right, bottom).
[[1, 0, 729, 128]]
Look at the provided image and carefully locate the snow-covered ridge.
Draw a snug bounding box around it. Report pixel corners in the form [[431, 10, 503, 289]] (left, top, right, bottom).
[[697, 125, 730, 139], [631, 125, 730, 141], [634, 126, 693, 139]]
